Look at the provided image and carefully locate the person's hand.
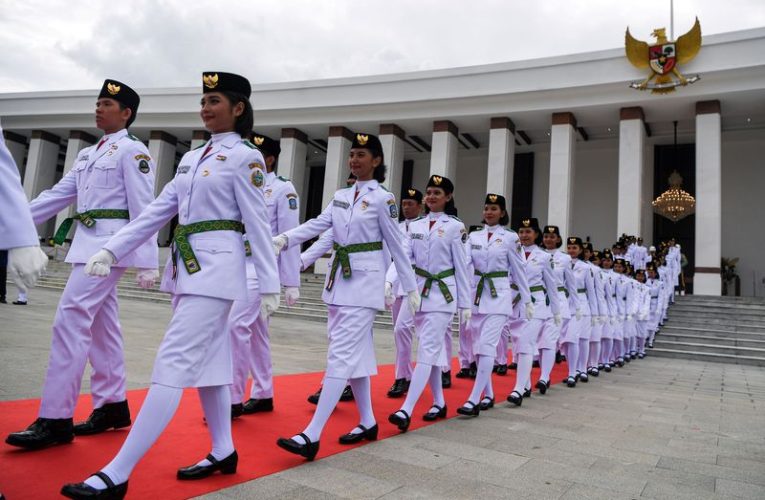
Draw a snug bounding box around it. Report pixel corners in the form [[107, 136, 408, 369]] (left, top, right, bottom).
[[525, 302, 535, 319], [84, 249, 116, 277], [284, 287, 300, 306], [136, 268, 159, 289], [407, 290, 421, 314], [554, 314, 562, 326], [627, 314, 634, 321], [384, 282, 395, 309], [8, 246, 48, 288], [260, 293, 280, 318], [460, 308, 472, 325], [272, 234, 288, 256], [575, 308, 582, 321]]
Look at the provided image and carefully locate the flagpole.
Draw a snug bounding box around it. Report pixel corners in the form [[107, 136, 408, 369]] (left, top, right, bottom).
[[670, 0, 675, 40]]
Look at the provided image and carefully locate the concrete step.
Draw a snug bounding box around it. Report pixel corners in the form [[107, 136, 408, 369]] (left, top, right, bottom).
[[660, 325, 765, 338], [654, 339, 765, 358], [658, 333, 765, 349], [664, 315, 765, 329], [666, 309, 765, 321], [648, 347, 765, 367]]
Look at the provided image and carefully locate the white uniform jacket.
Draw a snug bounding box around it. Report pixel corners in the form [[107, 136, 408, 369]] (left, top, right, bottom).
[[103, 132, 278, 300], [592, 265, 610, 318], [521, 244, 560, 320], [300, 230, 333, 271], [283, 179, 416, 311], [0, 121, 38, 249], [614, 273, 634, 318], [568, 259, 598, 316], [405, 213, 471, 314], [29, 129, 158, 268], [604, 270, 620, 318], [546, 250, 577, 319], [263, 172, 301, 287], [465, 225, 531, 315]]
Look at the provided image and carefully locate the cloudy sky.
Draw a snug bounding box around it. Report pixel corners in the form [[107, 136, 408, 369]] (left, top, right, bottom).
[[1, 0, 762, 93]]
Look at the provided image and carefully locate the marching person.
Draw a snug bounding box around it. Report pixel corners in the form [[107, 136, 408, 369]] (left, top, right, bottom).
[[456, 194, 531, 416], [273, 133, 418, 460], [507, 218, 560, 405], [540, 225, 577, 391], [6, 80, 159, 451], [60, 71, 280, 498], [645, 262, 662, 348], [586, 250, 609, 377], [634, 269, 651, 358], [566, 237, 597, 384], [598, 249, 619, 371], [388, 174, 470, 430], [612, 258, 633, 366], [228, 132, 301, 417]]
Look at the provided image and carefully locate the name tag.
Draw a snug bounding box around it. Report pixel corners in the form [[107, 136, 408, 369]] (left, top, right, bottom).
[[333, 199, 350, 209], [78, 155, 88, 162], [471, 244, 482, 250], [411, 233, 424, 240], [177, 165, 191, 174]]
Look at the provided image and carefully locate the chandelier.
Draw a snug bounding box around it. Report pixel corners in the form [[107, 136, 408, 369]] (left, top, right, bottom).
[[652, 121, 695, 222]]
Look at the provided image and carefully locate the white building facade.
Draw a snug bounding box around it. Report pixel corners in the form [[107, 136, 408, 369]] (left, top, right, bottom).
[[2, 29, 764, 296]]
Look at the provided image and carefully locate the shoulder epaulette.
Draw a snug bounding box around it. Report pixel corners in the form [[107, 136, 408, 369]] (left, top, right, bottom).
[[448, 215, 462, 223], [379, 184, 390, 192], [127, 134, 140, 141], [504, 226, 517, 233], [193, 143, 206, 150], [277, 175, 290, 182], [242, 139, 258, 149], [412, 216, 424, 222]]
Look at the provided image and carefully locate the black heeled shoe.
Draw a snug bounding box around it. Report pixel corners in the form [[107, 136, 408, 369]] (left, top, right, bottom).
[[478, 396, 495, 410], [61, 472, 128, 499], [507, 362, 518, 371], [388, 409, 411, 432], [496, 364, 508, 376], [423, 404, 447, 421], [338, 424, 378, 444], [276, 433, 319, 461], [565, 376, 577, 388], [506, 391, 523, 406], [456, 401, 480, 417], [536, 379, 549, 395], [604, 364, 612, 372], [523, 388, 532, 398], [177, 451, 238, 480], [579, 373, 589, 383]]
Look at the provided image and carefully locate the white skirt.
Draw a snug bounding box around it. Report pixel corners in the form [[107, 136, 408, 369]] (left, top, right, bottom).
[[326, 305, 378, 379], [414, 311, 452, 366], [471, 313, 508, 357]]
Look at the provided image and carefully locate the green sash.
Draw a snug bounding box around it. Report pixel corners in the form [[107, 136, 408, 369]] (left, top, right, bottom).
[[473, 270, 508, 306], [172, 220, 245, 275], [414, 266, 455, 303], [326, 241, 383, 291], [53, 209, 130, 245]]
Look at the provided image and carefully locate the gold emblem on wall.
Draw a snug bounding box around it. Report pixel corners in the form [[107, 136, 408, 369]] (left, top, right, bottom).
[[625, 18, 701, 94]]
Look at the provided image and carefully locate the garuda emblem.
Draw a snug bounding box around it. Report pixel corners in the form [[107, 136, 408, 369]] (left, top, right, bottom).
[[625, 17, 701, 94]]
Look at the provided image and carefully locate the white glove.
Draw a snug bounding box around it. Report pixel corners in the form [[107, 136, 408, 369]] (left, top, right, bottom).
[[284, 287, 300, 306], [639, 313, 647, 321], [610, 317, 617, 326], [407, 290, 421, 314], [575, 308, 582, 321], [135, 268, 159, 289], [8, 246, 48, 289], [554, 314, 562, 326], [627, 314, 634, 321], [84, 249, 116, 277], [460, 308, 472, 325], [260, 293, 280, 318], [272, 234, 288, 256], [384, 282, 395, 309], [525, 302, 535, 319]]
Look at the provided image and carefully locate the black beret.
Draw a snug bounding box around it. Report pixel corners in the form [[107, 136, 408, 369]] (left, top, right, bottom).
[[517, 217, 541, 233], [427, 174, 454, 194], [567, 236, 584, 247], [202, 71, 251, 96], [484, 193, 506, 211], [98, 79, 139, 115], [351, 133, 384, 159], [251, 132, 281, 158], [543, 225, 560, 236], [402, 188, 423, 204]]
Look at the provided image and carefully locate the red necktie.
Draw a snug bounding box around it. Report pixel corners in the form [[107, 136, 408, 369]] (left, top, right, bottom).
[[201, 143, 212, 159], [487, 232, 493, 241], [429, 220, 436, 230], [354, 189, 359, 202], [96, 138, 107, 150], [525, 251, 531, 259]]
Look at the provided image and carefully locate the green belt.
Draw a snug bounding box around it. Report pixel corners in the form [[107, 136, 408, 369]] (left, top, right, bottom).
[[53, 209, 130, 245], [577, 288, 587, 293], [414, 266, 455, 303], [244, 240, 252, 257], [172, 220, 245, 275], [557, 286, 569, 298], [326, 241, 383, 291], [473, 270, 508, 306], [529, 285, 549, 306], [511, 283, 520, 306]]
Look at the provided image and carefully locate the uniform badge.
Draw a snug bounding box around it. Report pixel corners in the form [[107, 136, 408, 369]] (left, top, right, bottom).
[[216, 155, 227, 161], [494, 238, 503, 245], [461, 230, 467, 243], [177, 165, 190, 174], [411, 233, 424, 240], [78, 155, 88, 162], [265, 189, 273, 198], [134, 154, 151, 161], [386, 199, 398, 219], [110, 144, 118, 150], [248, 161, 265, 170], [471, 244, 482, 250], [437, 228, 445, 238], [138, 159, 150, 174], [287, 193, 298, 210], [361, 200, 369, 211], [202, 169, 210, 177], [333, 199, 350, 209], [251, 169, 264, 187]]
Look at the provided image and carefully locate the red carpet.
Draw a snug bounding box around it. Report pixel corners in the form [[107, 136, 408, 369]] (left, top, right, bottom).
[[0, 359, 568, 499]]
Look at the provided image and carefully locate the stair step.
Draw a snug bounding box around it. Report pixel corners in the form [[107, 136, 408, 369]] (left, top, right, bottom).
[[660, 325, 765, 337], [653, 340, 765, 358], [649, 348, 765, 367], [658, 333, 765, 348]]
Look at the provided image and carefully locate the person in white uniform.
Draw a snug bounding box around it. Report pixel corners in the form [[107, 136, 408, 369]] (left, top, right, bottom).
[[612, 258, 634, 367], [645, 262, 662, 349], [586, 249, 609, 377], [388, 175, 470, 431], [61, 72, 280, 499], [565, 237, 597, 384], [273, 133, 418, 461], [456, 194, 531, 416], [597, 249, 619, 372]]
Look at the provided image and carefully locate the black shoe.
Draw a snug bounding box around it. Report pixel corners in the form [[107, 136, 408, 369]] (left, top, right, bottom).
[[423, 404, 447, 421], [506, 391, 523, 406], [496, 364, 508, 376], [277, 433, 319, 461], [616, 358, 625, 367], [230, 403, 244, 420], [478, 396, 495, 411], [579, 373, 589, 383], [6, 417, 73, 450], [647, 342, 654, 349], [456, 401, 480, 417], [507, 362, 517, 370], [638, 353, 645, 359], [555, 351, 564, 364], [624, 355, 631, 363], [597, 363, 605, 371], [12, 300, 27, 305], [0, 297, 6, 304], [340, 385, 354, 401], [73, 401, 131, 436], [469, 361, 477, 379], [532, 360, 540, 368], [604, 364, 612, 373], [177, 451, 238, 480], [455, 368, 471, 379], [441, 371, 451, 389], [61, 472, 127, 499], [492, 364, 499, 373], [388, 409, 411, 433], [523, 388, 532, 398], [565, 376, 577, 388], [588, 367, 599, 377], [338, 423, 378, 444], [536, 379, 549, 395], [242, 398, 273, 414], [630, 352, 637, 360], [387, 378, 410, 398], [307, 387, 322, 405]]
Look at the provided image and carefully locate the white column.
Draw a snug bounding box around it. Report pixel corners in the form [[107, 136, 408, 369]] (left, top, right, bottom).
[[547, 112, 577, 238], [486, 117, 516, 202], [617, 107, 646, 238], [148, 131, 177, 245], [3, 130, 27, 178], [379, 123, 406, 198], [54, 130, 96, 241], [694, 100, 722, 296], [322, 126, 352, 208], [279, 128, 308, 217], [190, 129, 209, 150], [23, 130, 61, 237], [429, 120, 458, 180]]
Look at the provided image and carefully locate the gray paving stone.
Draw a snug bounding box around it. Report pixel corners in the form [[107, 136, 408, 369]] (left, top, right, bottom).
[[657, 456, 765, 487], [274, 462, 400, 499], [715, 477, 765, 499]]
